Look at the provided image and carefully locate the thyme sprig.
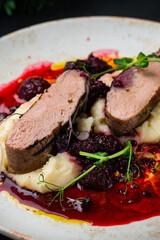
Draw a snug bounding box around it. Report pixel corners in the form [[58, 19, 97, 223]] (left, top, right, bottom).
[[83, 52, 160, 80], [38, 140, 136, 207]]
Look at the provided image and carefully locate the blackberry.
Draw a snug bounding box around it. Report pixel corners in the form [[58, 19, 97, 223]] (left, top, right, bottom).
[[69, 133, 122, 157], [89, 79, 109, 99], [63, 60, 85, 71], [18, 77, 50, 101], [69, 132, 141, 189], [86, 53, 111, 74], [64, 53, 112, 75], [86, 79, 109, 110], [79, 163, 113, 190]]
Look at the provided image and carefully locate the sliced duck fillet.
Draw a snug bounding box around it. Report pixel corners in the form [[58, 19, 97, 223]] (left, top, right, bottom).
[[6, 70, 88, 174], [105, 62, 160, 135]]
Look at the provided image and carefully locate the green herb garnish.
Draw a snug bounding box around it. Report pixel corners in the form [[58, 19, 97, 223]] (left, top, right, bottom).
[[123, 141, 140, 192], [38, 140, 138, 208], [83, 52, 160, 80]]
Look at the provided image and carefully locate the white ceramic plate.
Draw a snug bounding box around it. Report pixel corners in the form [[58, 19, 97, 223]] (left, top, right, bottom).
[[1, 16, 160, 240]]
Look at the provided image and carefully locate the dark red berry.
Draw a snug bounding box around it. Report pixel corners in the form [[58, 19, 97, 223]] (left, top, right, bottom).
[[131, 140, 137, 147], [69, 132, 141, 190], [89, 79, 109, 99], [86, 53, 112, 74], [63, 60, 85, 71], [86, 79, 109, 110], [79, 163, 113, 190], [18, 77, 50, 101], [140, 158, 156, 168], [149, 147, 158, 154], [64, 53, 112, 75], [112, 80, 123, 88], [69, 133, 122, 157]]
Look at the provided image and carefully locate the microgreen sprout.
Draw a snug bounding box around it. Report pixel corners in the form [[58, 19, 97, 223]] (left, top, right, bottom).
[[83, 52, 160, 80], [38, 140, 138, 208], [122, 141, 140, 193]]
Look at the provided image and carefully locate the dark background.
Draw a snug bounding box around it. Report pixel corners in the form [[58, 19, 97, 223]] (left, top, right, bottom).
[[0, 0, 160, 239]]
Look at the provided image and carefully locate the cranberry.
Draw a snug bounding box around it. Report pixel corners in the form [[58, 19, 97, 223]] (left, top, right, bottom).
[[131, 140, 137, 147], [149, 147, 158, 154], [140, 158, 156, 168], [136, 144, 147, 152], [18, 77, 50, 101]]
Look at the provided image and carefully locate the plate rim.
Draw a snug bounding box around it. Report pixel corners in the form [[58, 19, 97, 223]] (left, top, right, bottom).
[[1, 15, 160, 42]]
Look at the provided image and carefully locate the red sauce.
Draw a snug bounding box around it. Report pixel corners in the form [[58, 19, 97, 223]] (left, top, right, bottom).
[[1, 53, 160, 226], [137, 143, 160, 155], [1, 169, 160, 226]]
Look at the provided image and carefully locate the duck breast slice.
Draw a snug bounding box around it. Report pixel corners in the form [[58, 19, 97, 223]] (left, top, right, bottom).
[[105, 62, 160, 135], [6, 70, 88, 173]]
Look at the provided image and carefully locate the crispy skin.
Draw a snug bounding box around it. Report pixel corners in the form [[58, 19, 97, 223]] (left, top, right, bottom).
[[6, 70, 88, 174]]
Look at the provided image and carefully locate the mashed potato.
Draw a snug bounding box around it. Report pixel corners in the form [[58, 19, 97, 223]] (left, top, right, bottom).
[[8, 152, 81, 193], [76, 98, 111, 134], [136, 101, 160, 143]]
